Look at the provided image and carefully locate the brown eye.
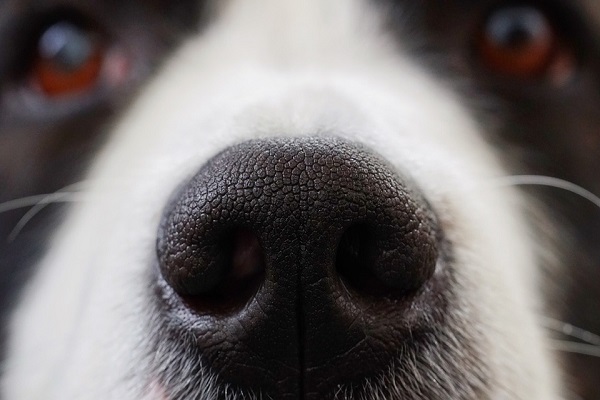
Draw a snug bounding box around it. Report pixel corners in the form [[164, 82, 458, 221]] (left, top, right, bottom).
[[478, 6, 575, 82], [31, 21, 104, 97]]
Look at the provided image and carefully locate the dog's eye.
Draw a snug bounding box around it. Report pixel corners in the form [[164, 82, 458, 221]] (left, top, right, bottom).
[[477, 5, 575, 83], [29, 21, 104, 97]]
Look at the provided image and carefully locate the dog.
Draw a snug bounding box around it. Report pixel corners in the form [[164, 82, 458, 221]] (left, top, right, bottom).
[[1, 0, 600, 399]]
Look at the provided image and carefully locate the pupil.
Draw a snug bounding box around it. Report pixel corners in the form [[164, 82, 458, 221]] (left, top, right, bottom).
[[488, 7, 549, 49], [38, 22, 93, 71]]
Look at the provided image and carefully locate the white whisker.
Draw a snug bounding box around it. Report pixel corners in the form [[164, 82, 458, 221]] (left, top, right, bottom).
[[489, 175, 600, 209], [7, 192, 86, 241], [3, 181, 91, 242], [549, 339, 600, 358], [540, 317, 600, 346], [0, 181, 91, 215], [0, 192, 81, 215]]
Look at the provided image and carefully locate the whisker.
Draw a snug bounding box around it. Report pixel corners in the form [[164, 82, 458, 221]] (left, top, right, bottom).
[[0, 192, 82, 215], [480, 176, 600, 360], [0, 181, 92, 215], [541, 317, 600, 346], [3, 181, 91, 242], [489, 175, 600, 210], [548, 339, 600, 358], [8, 192, 86, 241]]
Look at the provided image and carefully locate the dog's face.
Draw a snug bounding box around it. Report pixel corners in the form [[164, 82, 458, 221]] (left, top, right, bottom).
[[1, 0, 600, 399]]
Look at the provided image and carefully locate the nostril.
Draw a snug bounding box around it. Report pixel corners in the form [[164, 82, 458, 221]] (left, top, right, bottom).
[[157, 226, 265, 312], [336, 224, 378, 294], [230, 229, 265, 283], [336, 220, 438, 298]]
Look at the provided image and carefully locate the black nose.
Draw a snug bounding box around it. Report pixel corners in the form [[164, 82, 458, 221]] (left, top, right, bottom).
[[157, 137, 441, 399]]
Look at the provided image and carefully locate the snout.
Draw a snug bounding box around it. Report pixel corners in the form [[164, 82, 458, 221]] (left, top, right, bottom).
[[156, 137, 446, 399]]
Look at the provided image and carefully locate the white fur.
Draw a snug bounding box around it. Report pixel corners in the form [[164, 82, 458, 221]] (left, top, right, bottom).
[[3, 0, 561, 398]]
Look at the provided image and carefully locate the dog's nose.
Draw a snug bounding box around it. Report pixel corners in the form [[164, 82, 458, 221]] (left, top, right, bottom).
[[157, 137, 440, 398]]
